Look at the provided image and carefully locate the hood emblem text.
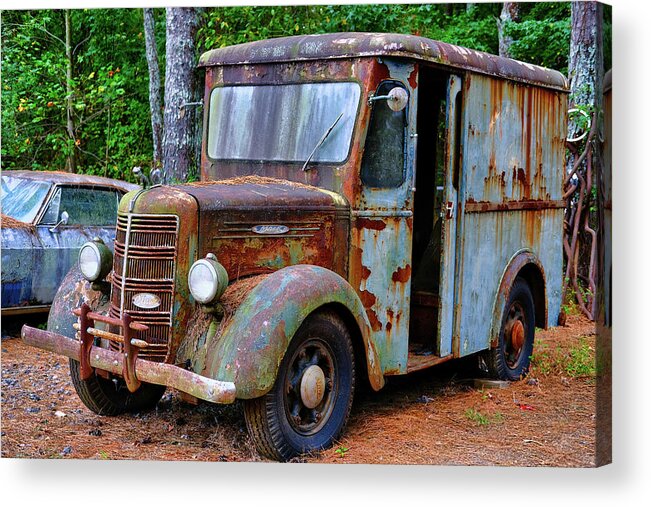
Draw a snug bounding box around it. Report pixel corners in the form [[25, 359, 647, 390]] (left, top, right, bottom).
[[133, 292, 161, 310], [252, 225, 289, 235]]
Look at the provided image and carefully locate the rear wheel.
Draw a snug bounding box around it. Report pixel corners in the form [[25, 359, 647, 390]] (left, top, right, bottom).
[[483, 277, 535, 381], [69, 358, 166, 416], [244, 310, 355, 461]]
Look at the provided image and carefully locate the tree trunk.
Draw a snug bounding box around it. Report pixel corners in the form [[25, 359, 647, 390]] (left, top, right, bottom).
[[144, 8, 163, 168], [562, 1, 604, 320], [568, 1, 604, 140], [64, 9, 78, 173], [497, 2, 520, 58], [162, 7, 201, 183]]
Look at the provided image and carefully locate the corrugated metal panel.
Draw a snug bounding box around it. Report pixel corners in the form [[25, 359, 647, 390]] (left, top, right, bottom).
[[456, 74, 567, 356]]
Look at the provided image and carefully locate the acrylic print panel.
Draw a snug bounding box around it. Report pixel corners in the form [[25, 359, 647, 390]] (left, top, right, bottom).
[[2, 0, 611, 473]]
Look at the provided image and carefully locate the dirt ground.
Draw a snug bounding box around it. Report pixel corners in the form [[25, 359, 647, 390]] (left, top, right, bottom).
[[1, 314, 597, 466]]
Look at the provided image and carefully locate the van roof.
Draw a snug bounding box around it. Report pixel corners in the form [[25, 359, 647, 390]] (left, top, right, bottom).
[[199, 32, 568, 92]]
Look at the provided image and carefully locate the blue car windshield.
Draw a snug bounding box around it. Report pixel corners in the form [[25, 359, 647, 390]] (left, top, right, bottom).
[[1, 175, 51, 223]]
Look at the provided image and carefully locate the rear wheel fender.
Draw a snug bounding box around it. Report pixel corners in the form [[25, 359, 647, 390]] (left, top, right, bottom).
[[490, 250, 546, 349]]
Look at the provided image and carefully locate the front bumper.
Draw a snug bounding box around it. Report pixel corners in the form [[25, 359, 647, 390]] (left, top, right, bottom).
[[20, 309, 236, 405]]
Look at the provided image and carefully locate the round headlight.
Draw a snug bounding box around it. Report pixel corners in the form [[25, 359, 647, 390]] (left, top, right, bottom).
[[188, 254, 229, 305], [79, 240, 112, 282]]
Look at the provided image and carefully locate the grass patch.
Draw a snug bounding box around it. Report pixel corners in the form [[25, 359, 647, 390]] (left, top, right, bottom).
[[464, 408, 504, 426], [565, 340, 596, 377], [530, 337, 595, 378]]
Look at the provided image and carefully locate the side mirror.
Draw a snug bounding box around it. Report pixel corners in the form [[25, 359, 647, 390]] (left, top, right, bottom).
[[368, 86, 409, 112], [49, 211, 69, 233]]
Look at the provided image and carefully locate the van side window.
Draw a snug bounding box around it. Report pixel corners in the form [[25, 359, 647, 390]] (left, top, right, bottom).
[[361, 81, 407, 188]]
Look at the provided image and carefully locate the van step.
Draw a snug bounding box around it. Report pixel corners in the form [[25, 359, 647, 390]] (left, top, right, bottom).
[[406, 351, 453, 373]]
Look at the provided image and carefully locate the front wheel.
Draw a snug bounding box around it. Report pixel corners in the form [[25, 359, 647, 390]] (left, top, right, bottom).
[[69, 358, 166, 416], [483, 277, 535, 381], [244, 310, 355, 461]]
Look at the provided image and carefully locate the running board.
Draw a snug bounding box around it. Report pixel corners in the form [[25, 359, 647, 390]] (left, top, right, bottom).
[[406, 352, 454, 373]]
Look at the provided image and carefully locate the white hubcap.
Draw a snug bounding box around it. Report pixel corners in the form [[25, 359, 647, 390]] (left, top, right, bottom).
[[300, 364, 326, 409]]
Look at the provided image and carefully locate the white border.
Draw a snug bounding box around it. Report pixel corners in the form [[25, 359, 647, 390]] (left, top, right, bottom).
[[2, 1, 650, 506]]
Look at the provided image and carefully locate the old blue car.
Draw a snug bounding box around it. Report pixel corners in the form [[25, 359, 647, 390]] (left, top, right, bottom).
[[1, 170, 138, 315]]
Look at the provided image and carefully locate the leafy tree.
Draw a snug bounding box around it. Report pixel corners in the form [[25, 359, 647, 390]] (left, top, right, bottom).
[[2, 4, 611, 183], [2, 9, 154, 182], [199, 4, 502, 56], [502, 2, 572, 73]]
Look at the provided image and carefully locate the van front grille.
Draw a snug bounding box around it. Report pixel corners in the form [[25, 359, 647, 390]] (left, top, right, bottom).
[[110, 213, 179, 362]]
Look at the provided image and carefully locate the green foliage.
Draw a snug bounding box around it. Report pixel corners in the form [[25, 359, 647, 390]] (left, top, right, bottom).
[[530, 340, 559, 375], [464, 408, 504, 426], [199, 4, 502, 56], [562, 278, 593, 317], [1, 9, 156, 181], [530, 336, 596, 378], [3, 4, 600, 182], [334, 445, 349, 457], [504, 2, 572, 73], [565, 340, 596, 378]]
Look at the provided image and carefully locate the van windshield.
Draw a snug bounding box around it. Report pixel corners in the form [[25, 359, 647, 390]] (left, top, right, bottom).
[[207, 82, 361, 164]]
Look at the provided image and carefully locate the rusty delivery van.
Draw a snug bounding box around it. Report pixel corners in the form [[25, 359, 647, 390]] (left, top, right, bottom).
[[21, 33, 568, 461]]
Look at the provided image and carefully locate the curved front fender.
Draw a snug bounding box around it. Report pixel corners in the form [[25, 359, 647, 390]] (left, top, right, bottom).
[[203, 264, 384, 399], [47, 265, 110, 338]]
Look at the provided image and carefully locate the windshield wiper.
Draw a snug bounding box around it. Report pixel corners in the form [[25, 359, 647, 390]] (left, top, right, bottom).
[[301, 112, 344, 172]]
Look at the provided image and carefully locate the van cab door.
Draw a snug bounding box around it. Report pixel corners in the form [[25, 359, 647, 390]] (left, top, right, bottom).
[[351, 59, 418, 375]]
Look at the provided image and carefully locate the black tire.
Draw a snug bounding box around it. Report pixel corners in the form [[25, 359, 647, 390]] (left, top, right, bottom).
[[243, 310, 355, 461], [69, 358, 166, 416], [484, 277, 535, 381]]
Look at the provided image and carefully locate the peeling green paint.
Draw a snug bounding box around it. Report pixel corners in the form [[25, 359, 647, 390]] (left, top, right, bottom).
[[202, 265, 384, 398]]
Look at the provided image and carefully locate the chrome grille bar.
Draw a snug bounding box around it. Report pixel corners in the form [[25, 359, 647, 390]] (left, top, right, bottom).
[[111, 212, 179, 362]]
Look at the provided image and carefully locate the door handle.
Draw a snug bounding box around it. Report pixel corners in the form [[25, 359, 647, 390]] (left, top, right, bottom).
[[445, 201, 455, 219]]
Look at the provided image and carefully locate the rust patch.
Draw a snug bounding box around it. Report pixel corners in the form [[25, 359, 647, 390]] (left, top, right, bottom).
[[359, 289, 377, 309], [408, 66, 418, 89], [221, 274, 270, 314], [516, 167, 529, 187], [391, 265, 412, 283], [360, 265, 372, 280], [374, 59, 392, 82], [464, 199, 565, 213], [1, 214, 34, 230], [184, 175, 318, 192], [356, 218, 386, 231], [385, 308, 395, 332], [366, 308, 382, 332]]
